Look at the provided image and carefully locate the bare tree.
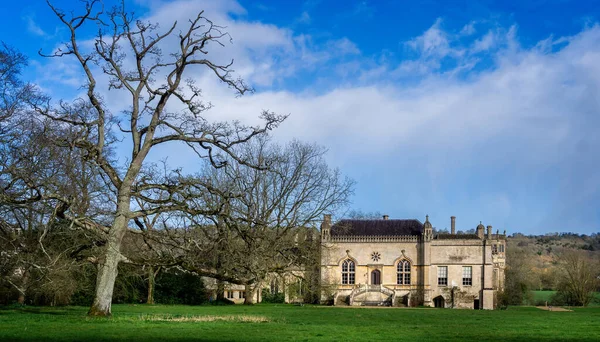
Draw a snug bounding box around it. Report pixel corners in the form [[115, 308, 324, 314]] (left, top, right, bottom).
[[0, 43, 99, 305], [554, 250, 598, 306], [31, 1, 285, 316], [498, 246, 535, 306], [182, 138, 353, 303]]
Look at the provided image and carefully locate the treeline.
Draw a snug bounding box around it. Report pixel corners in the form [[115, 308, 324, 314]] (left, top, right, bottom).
[[0, 263, 207, 306], [500, 234, 600, 307]]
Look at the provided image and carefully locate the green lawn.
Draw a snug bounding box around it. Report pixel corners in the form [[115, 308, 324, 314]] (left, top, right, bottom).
[[534, 290, 556, 303], [533, 291, 600, 306], [1, 304, 600, 341]]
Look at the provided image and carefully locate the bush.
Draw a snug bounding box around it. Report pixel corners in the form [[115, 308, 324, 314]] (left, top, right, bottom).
[[112, 265, 147, 304], [549, 291, 571, 306], [261, 288, 285, 303], [155, 270, 207, 305]]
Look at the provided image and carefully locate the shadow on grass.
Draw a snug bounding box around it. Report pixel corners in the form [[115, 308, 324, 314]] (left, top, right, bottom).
[[0, 306, 70, 316]]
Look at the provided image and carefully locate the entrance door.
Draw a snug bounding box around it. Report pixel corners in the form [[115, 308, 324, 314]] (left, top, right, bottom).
[[433, 295, 445, 308], [371, 270, 381, 285], [474, 299, 480, 310]]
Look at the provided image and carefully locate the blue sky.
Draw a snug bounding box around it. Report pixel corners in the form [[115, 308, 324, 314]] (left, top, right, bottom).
[[2, 0, 600, 234]]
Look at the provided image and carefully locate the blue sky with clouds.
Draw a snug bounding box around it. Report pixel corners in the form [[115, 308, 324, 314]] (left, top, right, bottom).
[[2, 0, 600, 234]]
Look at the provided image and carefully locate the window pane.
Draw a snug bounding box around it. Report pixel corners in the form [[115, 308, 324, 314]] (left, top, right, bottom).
[[342, 261, 348, 272], [462, 266, 472, 286], [349, 273, 355, 284], [404, 261, 410, 272], [438, 266, 448, 286], [404, 273, 411, 285], [349, 261, 355, 272]]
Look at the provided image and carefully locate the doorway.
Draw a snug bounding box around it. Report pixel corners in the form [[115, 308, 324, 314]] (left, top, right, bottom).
[[433, 295, 445, 308], [371, 270, 381, 285], [474, 299, 480, 309]]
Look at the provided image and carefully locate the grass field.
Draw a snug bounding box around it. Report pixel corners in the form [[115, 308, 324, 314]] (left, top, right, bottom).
[[1, 304, 600, 341], [534, 290, 556, 302], [533, 291, 600, 306]]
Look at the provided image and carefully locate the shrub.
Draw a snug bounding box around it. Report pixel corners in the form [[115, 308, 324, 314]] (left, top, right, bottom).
[[155, 270, 207, 305], [261, 288, 285, 303]]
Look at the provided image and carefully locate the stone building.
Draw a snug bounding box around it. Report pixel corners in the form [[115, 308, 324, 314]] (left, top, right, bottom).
[[320, 214, 506, 309], [204, 267, 309, 304]]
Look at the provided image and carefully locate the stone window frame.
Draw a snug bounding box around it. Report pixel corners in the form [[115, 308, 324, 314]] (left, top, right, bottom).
[[396, 260, 411, 285], [462, 266, 473, 286], [226, 291, 235, 299], [342, 259, 356, 285], [438, 266, 448, 286]]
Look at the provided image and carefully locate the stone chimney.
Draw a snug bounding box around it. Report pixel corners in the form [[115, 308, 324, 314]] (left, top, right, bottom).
[[451, 216, 456, 234], [423, 215, 433, 241], [487, 225, 492, 239], [383, 215, 389, 220], [476, 222, 485, 239], [321, 214, 331, 241]]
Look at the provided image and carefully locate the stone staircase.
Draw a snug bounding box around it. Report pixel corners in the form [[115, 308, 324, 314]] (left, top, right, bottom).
[[348, 284, 394, 306]]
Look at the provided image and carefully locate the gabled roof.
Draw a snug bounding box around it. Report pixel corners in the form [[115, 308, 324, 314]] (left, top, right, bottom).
[[330, 219, 423, 236]]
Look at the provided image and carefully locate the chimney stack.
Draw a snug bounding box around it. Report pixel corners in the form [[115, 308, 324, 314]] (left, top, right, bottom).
[[321, 214, 331, 241], [451, 216, 456, 234], [476, 222, 484, 239], [487, 225, 492, 239], [383, 215, 389, 220]]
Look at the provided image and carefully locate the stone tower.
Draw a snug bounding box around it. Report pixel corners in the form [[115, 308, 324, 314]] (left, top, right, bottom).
[[321, 214, 331, 241]]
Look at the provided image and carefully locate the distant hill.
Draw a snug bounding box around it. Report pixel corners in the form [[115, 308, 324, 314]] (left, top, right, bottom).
[[506, 233, 600, 291]]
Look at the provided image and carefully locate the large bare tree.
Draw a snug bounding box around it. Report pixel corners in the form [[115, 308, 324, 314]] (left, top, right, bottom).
[[34, 1, 284, 316], [182, 138, 353, 303], [554, 250, 599, 306]]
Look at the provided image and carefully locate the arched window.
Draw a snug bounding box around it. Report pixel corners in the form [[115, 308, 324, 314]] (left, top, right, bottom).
[[397, 260, 411, 285], [270, 279, 279, 294], [342, 260, 355, 284]]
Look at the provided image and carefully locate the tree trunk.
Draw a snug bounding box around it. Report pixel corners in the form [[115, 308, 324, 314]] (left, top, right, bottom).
[[147, 266, 155, 305], [243, 284, 253, 305], [252, 281, 262, 304], [146, 266, 156, 304], [16, 269, 28, 305], [88, 204, 129, 317], [216, 280, 225, 301]]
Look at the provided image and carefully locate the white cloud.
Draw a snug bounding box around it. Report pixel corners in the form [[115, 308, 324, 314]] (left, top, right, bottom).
[[296, 11, 311, 24], [471, 30, 497, 53], [33, 1, 600, 233], [23, 15, 47, 37], [406, 18, 463, 59], [460, 22, 477, 36]]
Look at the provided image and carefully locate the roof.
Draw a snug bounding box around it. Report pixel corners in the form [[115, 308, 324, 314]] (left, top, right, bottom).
[[435, 233, 481, 240], [330, 219, 423, 236]]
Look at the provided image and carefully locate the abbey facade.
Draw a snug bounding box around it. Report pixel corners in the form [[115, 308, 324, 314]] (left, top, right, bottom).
[[320, 215, 506, 309]]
